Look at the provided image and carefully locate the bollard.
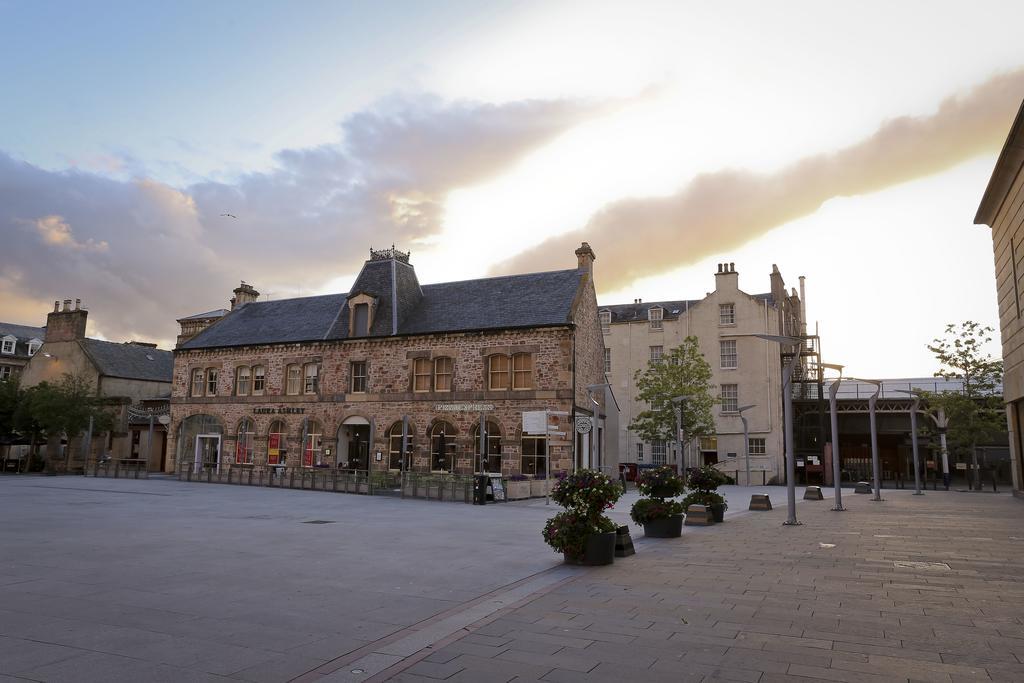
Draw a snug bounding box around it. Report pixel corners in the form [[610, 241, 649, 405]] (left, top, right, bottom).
[[749, 494, 772, 511], [684, 504, 714, 526], [804, 486, 824, 500], [854, 481, 872, 494], [614, 525, 636, 557]]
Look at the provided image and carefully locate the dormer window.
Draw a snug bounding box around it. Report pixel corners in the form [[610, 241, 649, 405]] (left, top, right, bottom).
[[0, 336, 14, 355], [600, 311, 611, 333], [27, 339, 42, 356], [648, 307, 663, 330], [353, 304, 369, 336], [347, 292, 377, 338]]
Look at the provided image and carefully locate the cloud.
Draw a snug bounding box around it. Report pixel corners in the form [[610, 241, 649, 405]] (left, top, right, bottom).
[[492, 69, 1024, 291], [0, 94, 610, 346]]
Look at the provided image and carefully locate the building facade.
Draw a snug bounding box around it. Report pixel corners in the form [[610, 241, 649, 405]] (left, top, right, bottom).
[[975, 99, 1024, 496], [602, 263, 804, 483], [18, 299, 174, 471], [167, 244, 610, 479], [0, 322, 45, 382]]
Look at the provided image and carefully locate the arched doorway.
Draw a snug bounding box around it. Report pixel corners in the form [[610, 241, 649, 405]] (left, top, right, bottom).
[[175, 414, 224, 473], [337, 416, 371, 471]]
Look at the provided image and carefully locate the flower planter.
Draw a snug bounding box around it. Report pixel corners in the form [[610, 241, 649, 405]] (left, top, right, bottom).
[[506, 481, 531, 500], [563, 531, 616, 566], [710, 503, 726, 523], [642, 513, 684, 538], [649, 486, 677, 499]]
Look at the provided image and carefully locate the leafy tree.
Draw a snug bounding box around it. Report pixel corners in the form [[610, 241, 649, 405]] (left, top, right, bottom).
[[630, 337, 716, 464], [23, 374, 114, 472], [925, 321, 1005, 489]]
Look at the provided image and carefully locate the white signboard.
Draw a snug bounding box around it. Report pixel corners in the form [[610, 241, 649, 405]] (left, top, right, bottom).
[[523, 411, 548, 435]]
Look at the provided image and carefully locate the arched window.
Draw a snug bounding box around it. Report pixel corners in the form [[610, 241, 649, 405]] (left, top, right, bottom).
[[302, 419, 323, 467], [430, 421, 457, 472], [413, 358, 431, 392], [267, 420, 287, 465], [174, 414, 225, 471], [235, 366, 251, 396], [512, 353, 533, 390], [434, 357, 453, 391], [488, 355, 509, 390], [235, 418, 255, 464], [521, 434, 546, 476], [285, 364, 301, 395], [471, 420, 502, 473], [303, 363, 319, 394], [387, 421, 412, 471]]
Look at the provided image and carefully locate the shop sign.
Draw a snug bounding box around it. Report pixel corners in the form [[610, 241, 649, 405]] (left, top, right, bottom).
[[253, 407, 306, 415], [434, 403, 494, 412]]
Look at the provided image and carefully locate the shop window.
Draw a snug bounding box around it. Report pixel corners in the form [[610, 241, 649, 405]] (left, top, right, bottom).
[[521, 435, 547, 476], [236, 418, 255, 464], [285, 364, 301, 395], [303, 363, 319, 395], [302, 420, 323, 467], [350, 361, 367, 393], [235, 366, 251, 396], [472, 420, 502, 473], [413, 357, 432, 392], [512, 353, 533, 390], [267, 420, 287, 466], [434, 357, 453, 392], [488, 354, 509, 390], [430, 421, 456, 472]]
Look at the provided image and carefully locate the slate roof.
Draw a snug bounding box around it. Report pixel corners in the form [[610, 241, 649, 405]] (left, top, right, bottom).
[[80, 338, 174, 382], [0, 321, 46, 360], [178, 309, 229, 321], [180, 268, 584, 350], [600, 293, 774, 323]]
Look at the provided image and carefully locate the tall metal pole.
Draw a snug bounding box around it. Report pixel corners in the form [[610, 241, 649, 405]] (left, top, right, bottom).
[[910, 397, 923, 495], [676, 403, 684, 472], [83, 414, 94, 466], [869, 391, 882, 501], [740, 414, 750, 487], [783, 352, 800, 525], [829, 381, 844, 511], [478, 412, 486, 473], [147, 413, 155, 471], [939, 430, 950, 490]]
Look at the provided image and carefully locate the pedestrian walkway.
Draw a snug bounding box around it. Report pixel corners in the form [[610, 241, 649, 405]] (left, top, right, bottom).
[[383, 490, 1024, 682]]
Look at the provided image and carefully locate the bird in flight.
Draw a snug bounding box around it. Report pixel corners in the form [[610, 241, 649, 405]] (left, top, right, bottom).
[[220, 213, 238, 219]]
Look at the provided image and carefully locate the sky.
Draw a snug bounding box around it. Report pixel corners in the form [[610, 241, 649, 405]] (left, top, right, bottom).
[[1, 0, 1022, 378]]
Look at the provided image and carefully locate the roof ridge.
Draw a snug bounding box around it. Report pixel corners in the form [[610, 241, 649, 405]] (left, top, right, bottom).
[[421, 268, 579, 288]]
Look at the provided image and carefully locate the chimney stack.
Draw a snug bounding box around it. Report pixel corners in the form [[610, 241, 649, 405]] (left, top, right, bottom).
[[231, 281, 260, 309], [45, 297, 88, 343], [575, 242, 596, 275], [714, 262, 739, 292]]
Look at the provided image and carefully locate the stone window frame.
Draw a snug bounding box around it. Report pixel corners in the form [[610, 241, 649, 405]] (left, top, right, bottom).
[[350, 360, 368, 393], [205, 368, 218, 396], [433, 356, 453, 392], [471, 420, 503, 473], [412, 357, 432, 392], [511, 353, 533, 390], [303, 363, 319, 395], [190, 368, 204, 397], [267, 419, 288, 466], [488, 354, 510, 390], [521, 434, 547, 476], [719, 303, 736, 326], [721, 383, 739, 412], [749, 437, 766, 455], [252, 365, 266, 395], [302, 419, 324, 467], [386, 420, 416, 471], [429, 420, 458, 473], [648, 307, 663, 330], [285, 364, 302, 396], [720, 339, 738, 369], [235, 366, 251, 396], [649, 345, 663, 363]]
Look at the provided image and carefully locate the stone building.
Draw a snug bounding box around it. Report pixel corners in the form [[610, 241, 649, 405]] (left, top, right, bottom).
[[975, 98, 1024, 496], [168, 244, 610, 478], [601, 263, 804, 483], [0, 321, 45, 382], [18, 300, 174, 471]]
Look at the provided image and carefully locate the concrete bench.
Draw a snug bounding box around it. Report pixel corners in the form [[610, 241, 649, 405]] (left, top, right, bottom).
[[684, 504, 714, 526], [749, 494, 772, 511], [854, 481, 873, 494], [804, 486, 824, 500]]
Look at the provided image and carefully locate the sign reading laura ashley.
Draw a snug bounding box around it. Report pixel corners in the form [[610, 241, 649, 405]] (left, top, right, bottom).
[[253, 407, 306, 414], [434, 403, 495, 412]]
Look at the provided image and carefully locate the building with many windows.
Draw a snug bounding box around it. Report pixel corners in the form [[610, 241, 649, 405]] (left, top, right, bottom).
[[975, 98, 1024, 496], [168, 244, 610, 479], [0, 321, 45, 382], [601, 262, 804, 483]]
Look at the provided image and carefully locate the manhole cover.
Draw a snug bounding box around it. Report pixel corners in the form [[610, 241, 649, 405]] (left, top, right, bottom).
[[893, 561, 950, 571], [302, 520, 336, 524]]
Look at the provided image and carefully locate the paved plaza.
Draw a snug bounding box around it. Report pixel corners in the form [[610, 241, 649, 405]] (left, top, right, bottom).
[[0, 477, 1022, 682]]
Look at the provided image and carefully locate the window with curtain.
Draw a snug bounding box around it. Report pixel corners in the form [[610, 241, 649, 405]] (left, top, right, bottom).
[[303, 364, 319, 394], [191, 369, 204, 397], [235, 366, 251, 396], [267, 420, 286, 465], [252, 365, 265, 395], [286, 365, 301, 395], [235, 418, 255, 464], [302, 420, 323, 467], [206, 368, 218, 396]]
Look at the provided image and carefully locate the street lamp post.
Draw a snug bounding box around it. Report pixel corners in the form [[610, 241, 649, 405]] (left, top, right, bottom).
[[822, 363, 845, 511], [737, 404, 756, 486], [865, 381, 883, 501], [927, 408, 951, 490], [755, 334, 803, 526]]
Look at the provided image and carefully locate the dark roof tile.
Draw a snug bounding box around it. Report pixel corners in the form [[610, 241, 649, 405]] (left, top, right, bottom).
[[80, 339, 174, 382]]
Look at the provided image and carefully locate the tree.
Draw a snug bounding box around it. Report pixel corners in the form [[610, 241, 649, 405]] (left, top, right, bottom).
[[925, 321, 1005, 490], [23, 373, 114, 472], [630, 337, 716, 466]]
